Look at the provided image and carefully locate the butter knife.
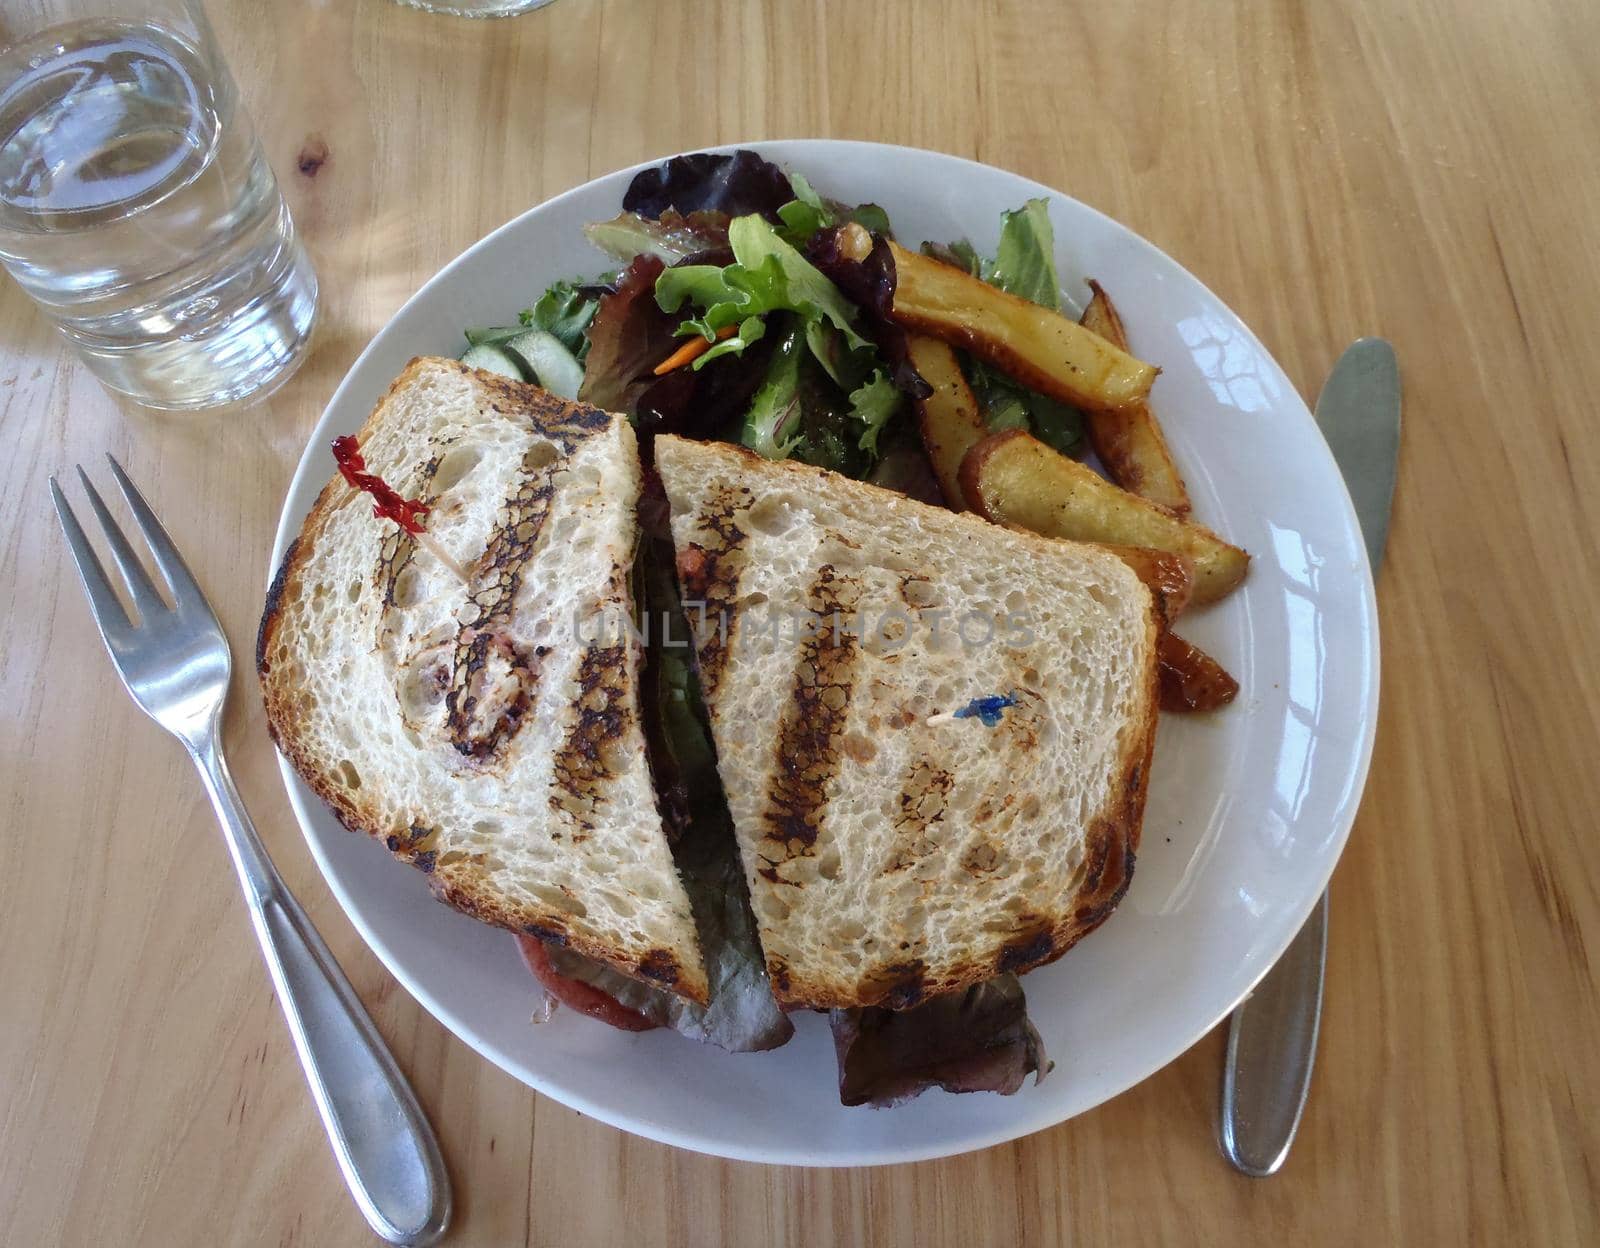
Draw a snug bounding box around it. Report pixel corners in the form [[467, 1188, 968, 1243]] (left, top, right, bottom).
[[1219, 337, 1399, 1175]]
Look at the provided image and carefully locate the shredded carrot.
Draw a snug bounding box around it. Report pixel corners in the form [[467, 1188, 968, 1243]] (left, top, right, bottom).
[[653, 323, 740, 375]]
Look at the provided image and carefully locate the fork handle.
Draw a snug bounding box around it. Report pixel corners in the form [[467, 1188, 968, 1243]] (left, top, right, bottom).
[[191, 736, 451, 1246]]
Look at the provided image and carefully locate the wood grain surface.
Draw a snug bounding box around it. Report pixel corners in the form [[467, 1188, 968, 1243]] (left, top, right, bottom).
[[3, 0, 1598, 1243]]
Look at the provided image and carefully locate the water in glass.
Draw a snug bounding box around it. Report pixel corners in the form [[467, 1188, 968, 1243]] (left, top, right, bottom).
[[0, 18, 316, 408]]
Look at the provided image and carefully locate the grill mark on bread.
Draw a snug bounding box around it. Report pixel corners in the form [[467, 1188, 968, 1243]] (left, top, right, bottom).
[[760, 563, 861, 859], [676, 485, 751, 700], [997, 929, 1056, 973], [444, 445, 556, 757], [897, 571, 932, 607], [636, 949, 681, 986], [373, 463, 439, 669], [377, 527, 418, 608], [550, 643, 631, 833], [521, 921, 569, 946], [449, 360, 611, 442], [431, 381, 613, 758], [872, 961, 927, 1009], [374, 455, 438, 614], [884, 759, 952, 873], [1074, 816, 1136, 928], [384, 822, 439, 872]]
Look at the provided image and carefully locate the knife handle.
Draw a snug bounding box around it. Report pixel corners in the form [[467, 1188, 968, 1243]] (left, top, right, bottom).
[[1219, 890, 1327, 1176]]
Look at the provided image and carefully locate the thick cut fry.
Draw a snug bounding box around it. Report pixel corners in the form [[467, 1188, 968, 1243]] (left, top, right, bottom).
[[1096, 544, 1195, 622], [1099, 544, 1232, 710], [887, 241, 1158, 413], [1079, 281, 1191, 516], [1157, 632, 1239, 712], [907, 333, 987, 509], [959, 430, 1248, 604]]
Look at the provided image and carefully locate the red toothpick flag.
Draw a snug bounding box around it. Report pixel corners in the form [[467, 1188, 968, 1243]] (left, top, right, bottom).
[[331, 436, 468, 583]]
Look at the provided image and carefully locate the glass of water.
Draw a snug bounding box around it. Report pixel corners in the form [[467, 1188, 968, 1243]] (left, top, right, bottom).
[[394, 0, 560, 17], [0, 0, 316, 409]]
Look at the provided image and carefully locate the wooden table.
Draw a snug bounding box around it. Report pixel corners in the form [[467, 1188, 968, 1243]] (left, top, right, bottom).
[[3, 1, 1597, 1242]]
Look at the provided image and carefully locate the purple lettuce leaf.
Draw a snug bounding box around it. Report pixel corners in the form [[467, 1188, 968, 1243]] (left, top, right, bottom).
[[623, 150, 795, 223], [577, 253, 678, 413], [805, 226, 932, 401], [632, 332, 774, 445], [829, 975, 1050, 1107]]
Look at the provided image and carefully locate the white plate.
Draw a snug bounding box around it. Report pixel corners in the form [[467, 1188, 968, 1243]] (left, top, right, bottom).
[[269, 141, 1379, 1166]]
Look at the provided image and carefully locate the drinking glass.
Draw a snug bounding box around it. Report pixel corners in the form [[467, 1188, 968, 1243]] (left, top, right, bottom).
[[0, 0, 317, 409], [394, 0, 560, 19]]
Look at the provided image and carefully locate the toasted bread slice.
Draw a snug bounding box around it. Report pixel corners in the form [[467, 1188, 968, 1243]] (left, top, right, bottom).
[[259, 358, 708, 1003], [656, 435, 1157, 1011]]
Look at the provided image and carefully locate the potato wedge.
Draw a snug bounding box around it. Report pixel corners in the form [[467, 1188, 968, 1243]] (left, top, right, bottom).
[[887, 241, 1158, 413], [959, 429, 1248, 604], [907, 333, 987, 509], [1158, 632, 1239, 712], [1095, 544, 1195, 622], [1079, 281, 1191, 516]]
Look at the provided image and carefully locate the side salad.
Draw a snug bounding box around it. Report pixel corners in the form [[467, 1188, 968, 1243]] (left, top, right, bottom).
[[459, 148, 1085, 494]]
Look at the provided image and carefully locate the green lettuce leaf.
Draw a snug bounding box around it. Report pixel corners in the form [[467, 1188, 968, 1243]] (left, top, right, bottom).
[[849, 370, 904, 457], [777, 175, 892, 245], [967, 356, 1083, 451], [926, 201, 1084, 452], [1028, 394, 1084, 455], [464, 279, 600, 363], [654, 214, 870, 369], [970, 361, 1031, 432], [803, 319, 873, 392], [836, 201, 892, 235], [519, 280, 600, 361], [921, 239, 986, 278], [462, 324, 526, 348], [776, 171, 835, 244], [989, 198, 1060, 310], [785, 358, 866, 477], [583, 212, 718, 265], [788, 172, 829, 214], [740, 325, 806, 459], [658, 645, 717, 788]]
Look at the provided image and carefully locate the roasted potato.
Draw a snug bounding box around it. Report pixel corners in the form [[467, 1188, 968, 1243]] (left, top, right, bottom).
[[886, 241, 1158, 413], [906, 333, 987, 509], [959, 429, 1249, 604], [1157, 632, 1239, 712], [1079, 281, 1191, 516], [1096, 545, 1195, 623]]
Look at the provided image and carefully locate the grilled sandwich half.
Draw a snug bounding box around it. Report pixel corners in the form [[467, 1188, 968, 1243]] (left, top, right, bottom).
[[258, 357, 709, 1003], [655, 434, 1158, 1012]]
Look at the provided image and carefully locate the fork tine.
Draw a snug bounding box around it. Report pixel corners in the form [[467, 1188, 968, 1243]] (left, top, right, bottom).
[[103, 454, 210, 616], [75, 465, 169, 620], [51, 476, 134, 639]]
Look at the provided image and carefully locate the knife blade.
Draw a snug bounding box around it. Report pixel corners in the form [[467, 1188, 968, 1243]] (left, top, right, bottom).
[[1219, 337, 1400, 1177], [1315, 338, 1401, 571]]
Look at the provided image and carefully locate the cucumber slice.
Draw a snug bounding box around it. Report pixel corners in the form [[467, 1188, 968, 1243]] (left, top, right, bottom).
[[460, 343, 525, 380], [505, 330, 584, 400]]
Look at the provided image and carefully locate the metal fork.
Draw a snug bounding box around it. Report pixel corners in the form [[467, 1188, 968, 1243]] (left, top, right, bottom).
[[51, 456, 451, 1247]]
